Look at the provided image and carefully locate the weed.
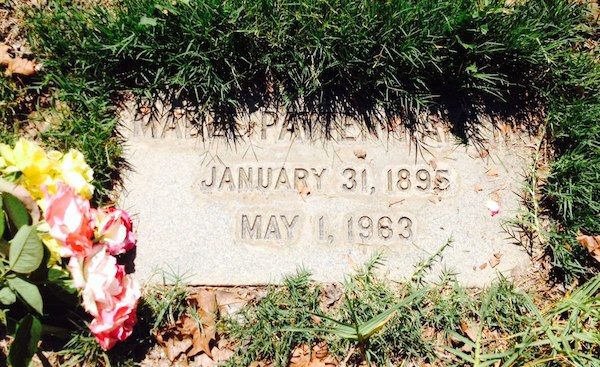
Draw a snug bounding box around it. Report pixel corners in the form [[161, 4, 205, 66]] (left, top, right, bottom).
[[223, 269, 321, 367]]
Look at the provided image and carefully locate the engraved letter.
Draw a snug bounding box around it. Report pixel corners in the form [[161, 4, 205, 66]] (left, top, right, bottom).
[[280, 215, 299, 240], [293, 168, 309, 190], [311, 168, 326, 190], [238, 167, 253, 189], [264, 215, 282, 240], [261, 113, 277, 140], [201, 166, 216, 188], [219, 167, 235, 190], [258, 167, 272, 189], [241, 215, 262, 239], [275, 168, 292, 190]]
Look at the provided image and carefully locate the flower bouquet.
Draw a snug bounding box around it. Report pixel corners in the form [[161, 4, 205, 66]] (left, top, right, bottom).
[[0, 139, 139, 366]]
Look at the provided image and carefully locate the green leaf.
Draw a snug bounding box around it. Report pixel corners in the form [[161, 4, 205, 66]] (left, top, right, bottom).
[[9, 225, 43, 274], [139, 16, 157, 26], [47, 268, 77, 295], [0, 286, 16, 305], [357, 289, 426, 340], [0, 239, 9, 257], [357, 308, 397, 340], [7, 277, 43, 315], [8, 314, 42, 367], [0, 198, 5, 239], [466, 63, 478, 74], [2, 192, 30, 232]]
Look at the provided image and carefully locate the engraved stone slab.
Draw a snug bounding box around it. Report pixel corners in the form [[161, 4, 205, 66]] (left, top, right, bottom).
[[119, 107, 534, 286]]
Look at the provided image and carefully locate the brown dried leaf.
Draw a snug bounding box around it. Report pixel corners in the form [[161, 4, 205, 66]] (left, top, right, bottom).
[[479, 149, 489, 158], [460, 320, 478, 342], [321, 283, 343, 308], [577, 235, 600, 263], [353, 149, 367, 159], [289, 344, 311, 367], [5, 57, 37, 77], [187, 291, 218, 357], [479, 262, 488, 270], [165, 337, 192, 362], [0, 43, 11, 66], [215, 290, 247, 316], [499, 123, 512, 135], [296, 180, 311, 198], [490, 191, 501, 203], [486, 167, 499, 177], [489, 256, 501, 268], [289, 343, 337, 367], [474, 183, 483, 192]]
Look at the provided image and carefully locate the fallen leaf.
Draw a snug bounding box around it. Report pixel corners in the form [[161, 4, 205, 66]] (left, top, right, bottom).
[[164, 337, 192, 362], [474, 183, 483, 192], [321, 283, 343, 309], [499, 123, 512, 135], [353, 149, 367, 159], [5, 57, 37, 77], [460, 320, 478, 342], [289, 343, 337, 367], [490, 191, 501, 203], [489, 253, 502, 268], [187, 291, 218, 357], [486, 167, 499, 177], [195, 353, 218, 367], [577, 235, 600, 263], [296, 180, 311, 198], [479, 263, 488, 270], [215, 290, 247, 316], [0, 43, 11, 66], [479, 149, 489, 158], [289, 344, 311, 367]]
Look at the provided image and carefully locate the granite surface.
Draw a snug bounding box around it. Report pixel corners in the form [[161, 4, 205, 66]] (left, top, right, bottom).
[[118, 108, 535, 286]]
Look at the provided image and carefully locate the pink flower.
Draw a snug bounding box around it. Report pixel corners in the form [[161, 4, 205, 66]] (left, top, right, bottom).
[[89, 275, 139, 350], [44, 183, 93, 257], [92, 207, 136, 255], [68, 247, 140, 350]]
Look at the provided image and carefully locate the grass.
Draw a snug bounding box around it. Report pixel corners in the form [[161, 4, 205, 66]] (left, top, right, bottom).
[[24, 0, 588, 126], [47, 257, 599, 366], [222, 258, 600, 366], [224, 270, 321, 366]]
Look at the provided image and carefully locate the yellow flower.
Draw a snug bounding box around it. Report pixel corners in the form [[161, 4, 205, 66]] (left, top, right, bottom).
[[57, 150, 94, 199], [0, 138, 57, 200], [41, 233, 62, 266]]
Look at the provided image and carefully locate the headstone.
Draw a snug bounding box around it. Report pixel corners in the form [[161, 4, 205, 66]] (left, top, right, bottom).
[[119, 105, 534, 287]]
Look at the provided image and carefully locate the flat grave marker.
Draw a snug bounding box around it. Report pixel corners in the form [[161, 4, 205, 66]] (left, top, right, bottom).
[[119, 108, 534, 286]]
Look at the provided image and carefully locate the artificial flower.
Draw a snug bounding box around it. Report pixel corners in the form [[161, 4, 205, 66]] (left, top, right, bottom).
[[92, 207, 136, 255], [44, 183, 93, 257], [88, 274, 139, 350], [68, 247, 140, 350], [0, 138, 57, 199], [57, 149, 94, 199]]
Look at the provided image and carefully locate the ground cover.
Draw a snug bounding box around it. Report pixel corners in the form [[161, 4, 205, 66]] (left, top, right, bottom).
[[0, 0, 598, 365]]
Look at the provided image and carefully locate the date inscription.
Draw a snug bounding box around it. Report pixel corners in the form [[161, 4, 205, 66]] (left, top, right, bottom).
[[239, 213, 415, 245], [200, 165, 453, 195]]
